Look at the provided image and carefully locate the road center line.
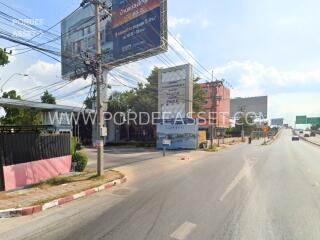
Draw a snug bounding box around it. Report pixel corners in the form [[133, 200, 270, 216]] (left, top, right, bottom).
[[170, 221, 197, 240]]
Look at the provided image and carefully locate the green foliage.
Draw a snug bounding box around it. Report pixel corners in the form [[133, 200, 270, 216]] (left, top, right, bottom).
[[43, 176, 72, 186], [70, 136, 77, 155], [234, 114, 257, 135], [84, 95, 96, 109], [72, 151, 88, 172], [108, 90, 135, 113], [193, 77, 206, 113], [41, 90, 56, 104], [206, 144, 218, 152], [0, 49, 9, 66], [0, 90, 41, 125], [105, 67, 206, 115], [76, 142, 82, 151]]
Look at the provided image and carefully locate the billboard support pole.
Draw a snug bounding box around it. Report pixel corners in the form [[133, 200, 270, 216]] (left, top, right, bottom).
[[95, 2, 104, 177]]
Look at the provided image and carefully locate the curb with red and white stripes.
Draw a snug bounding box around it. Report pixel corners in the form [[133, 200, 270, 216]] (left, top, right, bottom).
[[0, 177, 127, 218]]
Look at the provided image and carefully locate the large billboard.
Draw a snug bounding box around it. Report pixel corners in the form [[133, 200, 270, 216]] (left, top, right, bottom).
[[296, 115, 307, 124], [61, 0, 167, 79], [156, 122, 198, 150], [307, 117, 320, 125], [271, 118, 284, 126], [158, 64, 193, 119], [230, 96, 268, 119]]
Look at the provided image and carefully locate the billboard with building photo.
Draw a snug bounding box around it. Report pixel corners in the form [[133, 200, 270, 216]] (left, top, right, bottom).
[[158, 64, 193, 119], [271, 118, 284, 126], [61, 0, 167, 79], [156, 122, 198, 150], [230, 96, 268, 119]]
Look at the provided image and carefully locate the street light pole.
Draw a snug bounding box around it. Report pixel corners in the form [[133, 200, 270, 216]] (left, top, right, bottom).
[[0, 73, 28, 92]]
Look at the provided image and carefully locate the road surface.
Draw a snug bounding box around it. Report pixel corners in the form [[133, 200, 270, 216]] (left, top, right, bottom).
[[1, 129, 320, 240]]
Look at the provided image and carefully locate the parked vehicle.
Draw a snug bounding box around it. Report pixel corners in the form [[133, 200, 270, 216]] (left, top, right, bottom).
[[304, 134, 310, 138]]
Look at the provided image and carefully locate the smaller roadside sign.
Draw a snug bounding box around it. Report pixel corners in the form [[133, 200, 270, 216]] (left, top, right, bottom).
[[198, 131, 206, 144], [162, 139, 171, 146]]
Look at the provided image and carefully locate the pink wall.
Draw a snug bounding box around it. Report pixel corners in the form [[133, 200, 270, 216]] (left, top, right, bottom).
[[200, 83, 231, 128], [3, 155, 71, 191]]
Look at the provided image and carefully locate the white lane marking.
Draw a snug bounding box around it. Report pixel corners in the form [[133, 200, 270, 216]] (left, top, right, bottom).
[[170, 221, 197, 240], [219, 158, 257, 202]]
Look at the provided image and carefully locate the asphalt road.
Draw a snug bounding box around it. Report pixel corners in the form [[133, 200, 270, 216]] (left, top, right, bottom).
[[86, 147, 163, 169], [86, 147, 194, 169], [1, 129, 320, 240]]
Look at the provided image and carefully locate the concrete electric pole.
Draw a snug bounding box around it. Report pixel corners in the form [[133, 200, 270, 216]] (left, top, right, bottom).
[[81, 0, 110, 176], [210, 77, 224, 148], [94, 2, 104, 176]]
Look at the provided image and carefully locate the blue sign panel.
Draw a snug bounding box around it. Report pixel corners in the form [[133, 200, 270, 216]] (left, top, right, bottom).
[[156, 123, 198, 150], [112, 7, 161, 60], [61, 0, 167, 79], [112, 0, 163, 60]]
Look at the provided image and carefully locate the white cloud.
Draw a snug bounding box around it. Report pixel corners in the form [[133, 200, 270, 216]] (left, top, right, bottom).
[[206, 60, 320, 125], [167, 33, 197, 66], [208, 60, 320, 98], [200, 18, 210, 28], [269, 92, 320, 125], [0, 60, 91, 106], [168, 17, 191, 28]]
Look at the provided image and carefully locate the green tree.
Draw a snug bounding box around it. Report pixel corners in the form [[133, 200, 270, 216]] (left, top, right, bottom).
[[234, 113, 257, 135], [108, 90, 135, 113], [193, 77, 206, 113], [0, 90, 41, 125], [104, 67, 206, 141], [125, 67, 206, 114], [0, 90, 23, 125], [41, 90, 56, 104], [83, 95, 96, 109], [0, 48, 9, 66]]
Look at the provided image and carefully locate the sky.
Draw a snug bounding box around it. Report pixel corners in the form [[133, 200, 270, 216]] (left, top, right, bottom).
[[0, 0, 320, 126]]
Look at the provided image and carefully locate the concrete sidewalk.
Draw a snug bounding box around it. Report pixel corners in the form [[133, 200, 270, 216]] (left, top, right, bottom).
[[0, 170, 123, 211], [86, 138, 245, 170]]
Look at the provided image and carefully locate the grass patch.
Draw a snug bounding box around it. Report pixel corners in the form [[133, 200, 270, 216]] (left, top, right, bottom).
[[45, 177, 73, 186], [87, 175, 105, 181], [0, 170, 124, 210], [31, 171, 123, 206], [204, 144, 218, 152]]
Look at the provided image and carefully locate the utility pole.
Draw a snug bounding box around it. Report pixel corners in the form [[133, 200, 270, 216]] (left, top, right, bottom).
[[210, 83, 216, 148], [94, 2, 104, 176], [210, 73, 223, 148]]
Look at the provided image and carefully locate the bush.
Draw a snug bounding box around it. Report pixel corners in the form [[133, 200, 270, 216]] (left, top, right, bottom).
[[70, 137, 77, 155], [72, 151, 88, 172], [76, 142, 82, 151]]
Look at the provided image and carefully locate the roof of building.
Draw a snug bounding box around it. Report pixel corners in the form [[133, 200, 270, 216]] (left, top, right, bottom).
[[0, 98, 95, 114]]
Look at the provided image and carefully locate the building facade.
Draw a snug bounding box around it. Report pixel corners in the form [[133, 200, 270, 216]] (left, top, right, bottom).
[[199, 82, 230, 128]]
